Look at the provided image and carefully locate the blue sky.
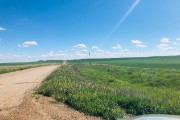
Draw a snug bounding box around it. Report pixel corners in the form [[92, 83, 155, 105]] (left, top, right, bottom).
[[0, 0, 180, 62]]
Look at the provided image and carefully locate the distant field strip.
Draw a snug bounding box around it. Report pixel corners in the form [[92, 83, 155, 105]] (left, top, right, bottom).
[[0, 63, 60, 75], [69, 56, 180, 69], [38, 63, 180, 119]]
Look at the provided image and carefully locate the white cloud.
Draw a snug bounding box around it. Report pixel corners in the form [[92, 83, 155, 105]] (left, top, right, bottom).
[[173, 42, 177, 45], [176, 38, 180, 41], [160, 38, 169, 43], [157, 38, 178, 51], [18, 41, 38, 48], [136, 44, 147, 48], [0, 54, 35, 63], [157, 44, 175, 50], [131, 40, 147, 48], [91, 46, 99, 49], [40, 51, 76, 61], [81, 49, 88, 52], [0, 27, 7, 31], [121, 49, 130, 52], [96, 49, 104, 53], [41, 52, 67, 59], [73, 44, 86, 49], [131, 40, 142, 44], [157, 44, 168, 48], [112, 44, 122, 50], [1, 48, 180, 63]]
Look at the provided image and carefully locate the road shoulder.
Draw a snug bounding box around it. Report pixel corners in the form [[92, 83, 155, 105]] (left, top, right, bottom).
[[0, 91, 101, 120]]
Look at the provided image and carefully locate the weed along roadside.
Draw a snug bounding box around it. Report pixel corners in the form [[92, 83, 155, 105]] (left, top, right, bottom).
[[37, 63, 180, 120]]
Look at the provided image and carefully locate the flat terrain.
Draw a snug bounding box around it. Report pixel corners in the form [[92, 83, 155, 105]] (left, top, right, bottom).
[[0, 63, 61, 75], [38, 56, 180, 119], [0, 93, 101, 120], [0, 56, 179, 119], [69, 56, 180, 69], [0, 65, 59, 109], [0, 65, 101, 120]]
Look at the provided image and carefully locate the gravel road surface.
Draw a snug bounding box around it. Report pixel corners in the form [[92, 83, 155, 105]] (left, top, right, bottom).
[[0, 65, 59, 110]]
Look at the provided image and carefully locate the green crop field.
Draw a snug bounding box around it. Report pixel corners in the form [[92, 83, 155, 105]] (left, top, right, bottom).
[[69, 56, 180, 69], [38, 56, 180, 119]]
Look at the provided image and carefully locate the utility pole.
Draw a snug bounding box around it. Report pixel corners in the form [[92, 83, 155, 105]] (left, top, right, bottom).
[[89, 52, 91, 65]]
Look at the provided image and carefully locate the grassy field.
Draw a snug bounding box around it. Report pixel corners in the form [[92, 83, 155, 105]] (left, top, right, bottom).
[[38, 56, 180, 119], [0, 60, 63, 74], [69, 56, 180, 69]]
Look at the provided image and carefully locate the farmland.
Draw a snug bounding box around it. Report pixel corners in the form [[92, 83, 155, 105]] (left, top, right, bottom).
[[69, 56, 180, 69], [0, 60, 62, 74], [38, 56, 180, 119]]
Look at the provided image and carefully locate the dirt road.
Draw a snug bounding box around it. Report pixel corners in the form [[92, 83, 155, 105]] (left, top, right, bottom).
[[0, 65, 101, 120], [0, 65, 59, 110]]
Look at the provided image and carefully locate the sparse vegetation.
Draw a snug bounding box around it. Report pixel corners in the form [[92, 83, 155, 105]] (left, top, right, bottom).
[[38, 56, 180, 119], [0, 60, 62, 74], [0, 64, 41, 74]]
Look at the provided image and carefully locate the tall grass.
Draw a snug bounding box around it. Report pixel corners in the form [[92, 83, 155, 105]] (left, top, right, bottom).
[[38, 64, 180, 119]]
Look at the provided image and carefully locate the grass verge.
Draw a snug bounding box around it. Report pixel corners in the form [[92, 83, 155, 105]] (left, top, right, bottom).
[[0, 64, 58, 75], [38, 64, 180, 119]]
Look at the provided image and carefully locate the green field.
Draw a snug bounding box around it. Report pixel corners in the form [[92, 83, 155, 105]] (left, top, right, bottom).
[[69, 56, 180, 69], [0, 60, 63, 74], [38, 56, 180, 119]]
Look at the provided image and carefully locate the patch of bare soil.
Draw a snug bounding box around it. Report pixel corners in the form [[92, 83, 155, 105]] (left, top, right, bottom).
[[0, 92, 102, 120]]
